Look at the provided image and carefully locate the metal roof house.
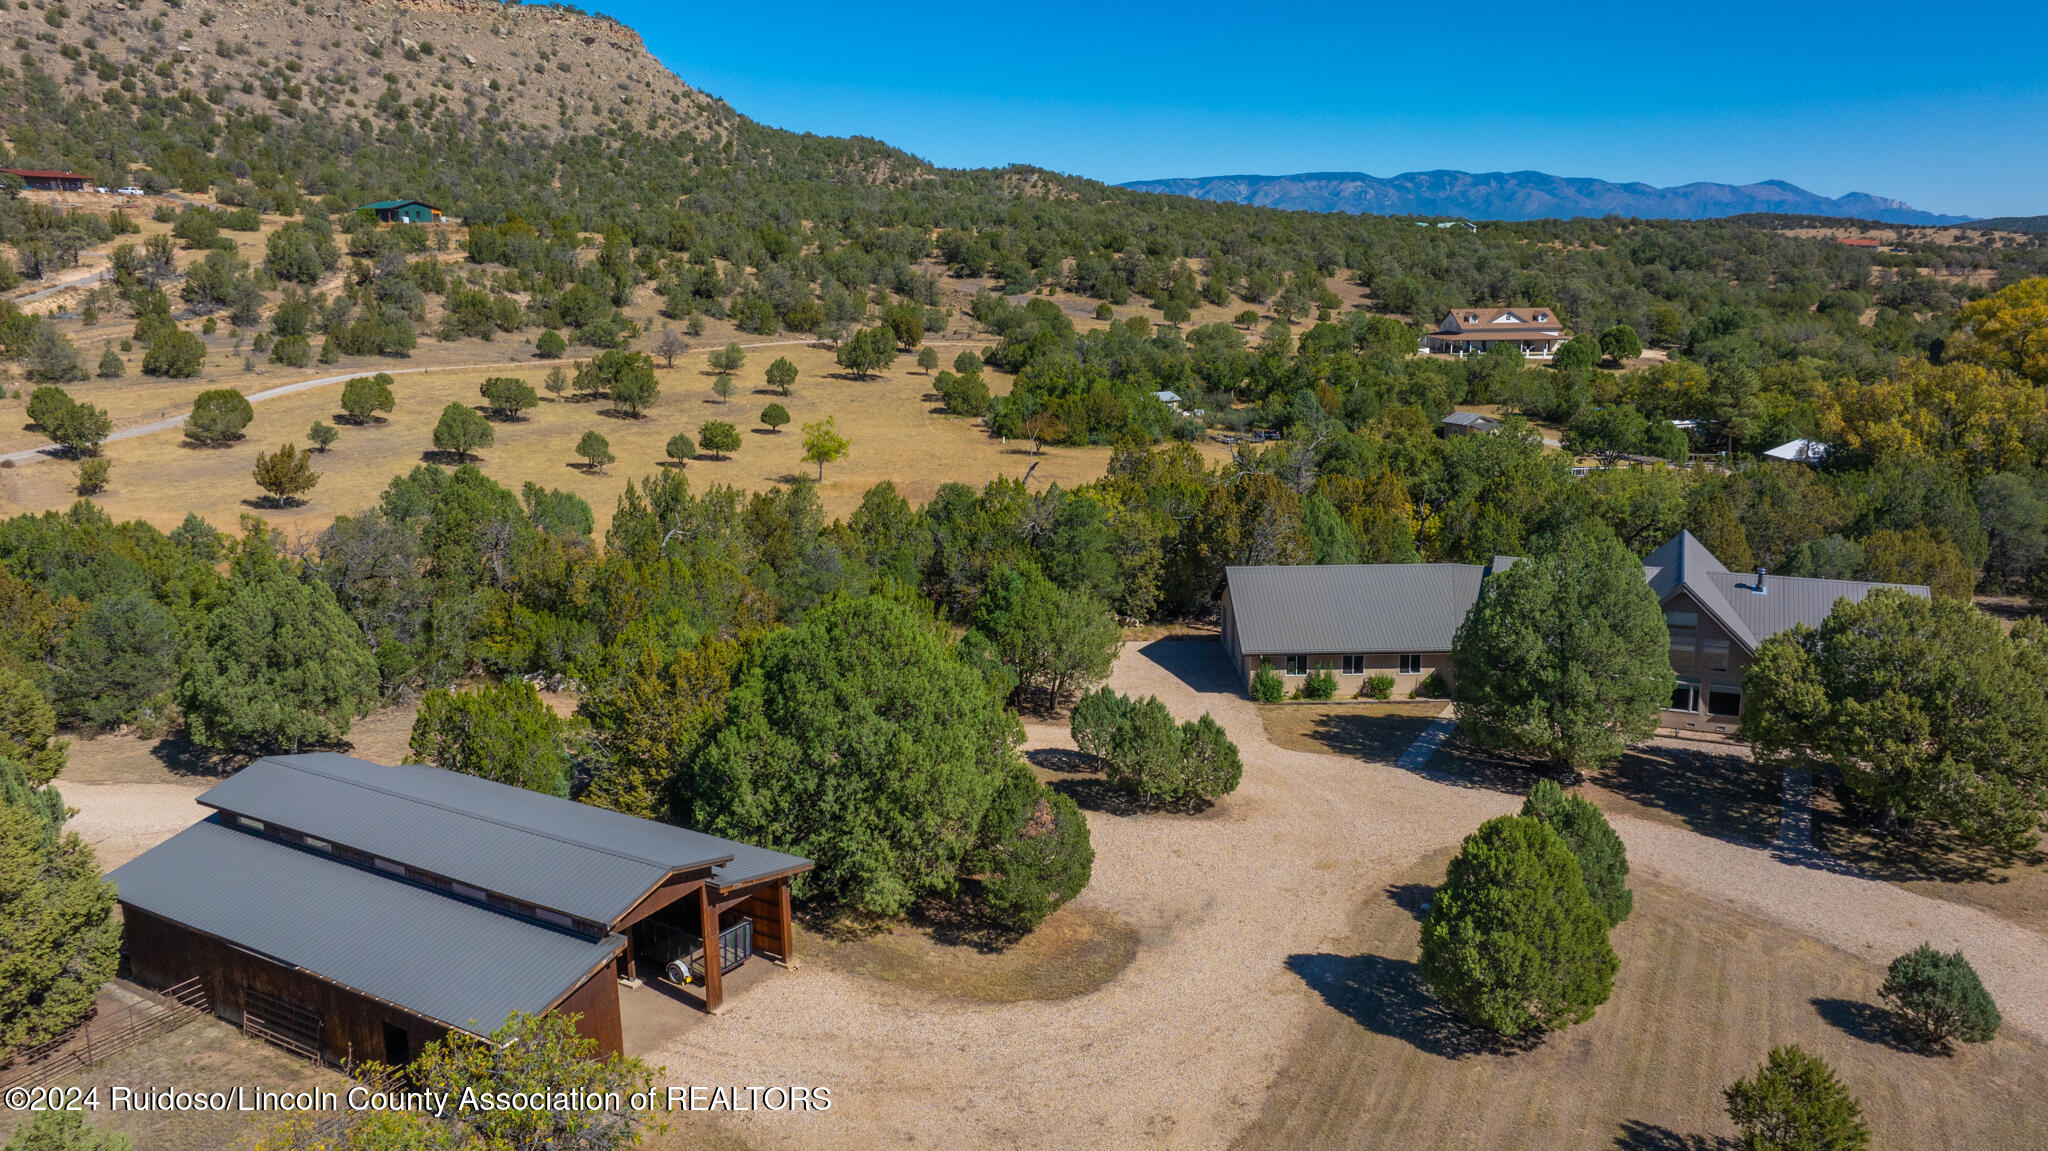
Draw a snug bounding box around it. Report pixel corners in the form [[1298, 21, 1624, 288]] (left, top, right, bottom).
[[109, 753, 810, 1065], [359, 198, 442, 223], [1220, 531, 1925, 728], [1, 167, 88, 192], [1763, 438, 1830, 464], [1439, 410, 1500, 436], [1424, 307, 1565, 358]]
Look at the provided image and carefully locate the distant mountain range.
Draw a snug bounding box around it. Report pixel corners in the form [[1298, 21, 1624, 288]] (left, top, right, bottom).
[[1117, 170, 1971, 226]]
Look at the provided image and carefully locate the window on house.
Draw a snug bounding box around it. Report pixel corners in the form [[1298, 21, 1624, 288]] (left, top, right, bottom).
[[1671, 677, 1701, 712], [536, 908, 573, 929], [1284, 655, 1308, 676], [235, 815, 265, 831], [1703, 638, 1731, 669], [302, 837, 331, 853], [1669, 633, 1696, 660], [1399, 654, 1424, 675], [452, 882, 487, 903], [1664, 610, 1698, 629], [1341, 655, 1366, 676], [1708, 681, 1742, 717], [373, 857, 405, 876]]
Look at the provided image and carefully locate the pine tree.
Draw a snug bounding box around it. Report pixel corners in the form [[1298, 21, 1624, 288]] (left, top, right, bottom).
[[174, 531, 378, 754], [253, 441, 319, 506], [0, 759, 120, 1064], [1521, 779, 1634, 926], [409, 680, 569, 797], [1724, 1046, 1870, 1151], [96, 344, 125, 380], [0, 666, 67, 785], [1420, 815, 1618, 1036]]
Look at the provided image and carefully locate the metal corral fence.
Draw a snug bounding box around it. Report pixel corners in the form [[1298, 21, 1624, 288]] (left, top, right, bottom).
[[0, 978, 210, 1091]]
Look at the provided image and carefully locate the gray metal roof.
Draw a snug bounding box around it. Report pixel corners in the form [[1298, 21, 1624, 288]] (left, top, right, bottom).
[[108, 819, 621, 1037], [1225, 532, 1927, 661], [1224, 563, 1486, 654], [198, 755, 810, 924], [1646, 531, 1926, 651], [1441, 411, 1499, 428]]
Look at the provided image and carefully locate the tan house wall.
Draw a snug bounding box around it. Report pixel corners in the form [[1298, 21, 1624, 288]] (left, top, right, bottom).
[[1659, 589, 1750, 733], [1237, 650, 1455, 698]]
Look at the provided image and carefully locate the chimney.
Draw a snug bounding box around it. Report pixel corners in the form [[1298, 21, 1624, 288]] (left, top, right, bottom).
[[1754, 566, 1767, 594]]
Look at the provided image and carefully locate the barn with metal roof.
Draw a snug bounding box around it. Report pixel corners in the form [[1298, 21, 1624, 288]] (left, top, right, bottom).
[[109, 754, 810, 1065]]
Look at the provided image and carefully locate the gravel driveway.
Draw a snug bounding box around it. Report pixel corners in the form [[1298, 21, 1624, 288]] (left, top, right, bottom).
[[62, 639, 2048, 1147], [652, 638, 2048, 1149]]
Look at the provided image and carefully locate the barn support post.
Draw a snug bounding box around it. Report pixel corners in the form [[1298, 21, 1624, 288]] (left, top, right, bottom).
[[775, 878, 797, 969], [696, 882, 724, 1014]]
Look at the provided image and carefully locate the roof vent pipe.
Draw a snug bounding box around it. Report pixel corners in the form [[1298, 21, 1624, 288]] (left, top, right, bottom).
[[1754, 567, 1767, 594]]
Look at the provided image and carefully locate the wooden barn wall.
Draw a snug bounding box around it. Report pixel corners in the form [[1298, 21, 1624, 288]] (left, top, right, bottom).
[[122, 905, 451, 1067], [552, 963, 624, 1056], [734, 883, 789, 960]]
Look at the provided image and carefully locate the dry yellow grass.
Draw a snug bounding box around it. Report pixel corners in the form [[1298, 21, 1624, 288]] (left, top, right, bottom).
[[805, 904, 1139, 1003], [1, 342, 1229, 532], [1236, 856, 2048, 1150]]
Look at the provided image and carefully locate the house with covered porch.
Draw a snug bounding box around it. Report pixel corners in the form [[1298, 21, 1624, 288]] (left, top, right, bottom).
[[1424, 306, 1566, 358]]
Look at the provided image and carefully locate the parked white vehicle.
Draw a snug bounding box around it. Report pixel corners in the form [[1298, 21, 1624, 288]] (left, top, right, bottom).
[[116, 186, 145, 196]]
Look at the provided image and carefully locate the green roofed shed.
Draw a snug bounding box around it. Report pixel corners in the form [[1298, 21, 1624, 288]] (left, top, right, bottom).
[[360, 199, 441, 223]]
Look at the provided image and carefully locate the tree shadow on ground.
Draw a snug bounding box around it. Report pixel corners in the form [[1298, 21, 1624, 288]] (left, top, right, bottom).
[[1135, 636, 1240, 697], [1413, 733, 1559, 795], [1589, 741, 1781, 847], [1302, 711, 1440, 762], [1810, 770, 2041, 883], [1284, 953, 1539, 1059], [1611, 1120, 1731, 1150], [1384, 882, 1434, 922], [1045, 776, 1213, 818], [1023, 747, 1099, 775], [1810, 997, 1925, 1054], [906, 896, 1029, 954], [419, 449, 481, 467], [148, 734, 249, 777]]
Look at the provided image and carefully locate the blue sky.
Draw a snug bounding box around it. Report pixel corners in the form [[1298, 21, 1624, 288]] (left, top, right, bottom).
[[598, 0, 2048, 218]]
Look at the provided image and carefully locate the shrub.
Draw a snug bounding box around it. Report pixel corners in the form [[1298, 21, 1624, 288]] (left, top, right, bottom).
[[141, 328, 206, 377], [269, 333, 311, 367], [95, 345, 124, 379], [1724, 1045, 1870, 1151], [937, 369, 991, 417], [1104, 695, 1183, 798], [698, 421, 740, 460], [75, 456, 111, 496], [1250, 663, 1285, 703], [1521, 779, 1633, 926], [307, 421, 338, 452], [1069, 686, 1133, 761], [575, 430, 614, 473], [1362, 674, 1395, 700], [1879, 944, 2000, 1049], [1178, 714, 1243, 800], [759, 402, 790, 433], [1419, 814, 1618, 1036], [339, 373, 396, 424], [1302, 668, 1337, 700], [184, 388, 254, 445], [534, 328, 566, 358], [1415, 670, 1449, 699], [969, 762, 1093, 931], [1092, 694, 1242, 806], [432, 402, 493, 463]]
